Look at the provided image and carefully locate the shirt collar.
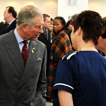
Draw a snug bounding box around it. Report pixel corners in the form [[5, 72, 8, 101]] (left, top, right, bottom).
[[14, 28, 30, 44], [8, 19, 15, 26]]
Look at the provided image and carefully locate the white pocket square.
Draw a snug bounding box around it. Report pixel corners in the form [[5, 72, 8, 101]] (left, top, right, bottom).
[[37, 57, 42, 61]]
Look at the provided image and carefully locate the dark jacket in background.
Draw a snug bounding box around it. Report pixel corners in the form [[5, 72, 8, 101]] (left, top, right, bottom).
[[38, 28, 51, 75], [0, 20, 16, 35]]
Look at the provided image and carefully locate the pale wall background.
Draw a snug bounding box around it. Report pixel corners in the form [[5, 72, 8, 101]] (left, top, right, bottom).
[[58, 0, 88, 21], [0, 0, 106, 22], [88, 0, 106, 18], [0, 0, 57, 22]]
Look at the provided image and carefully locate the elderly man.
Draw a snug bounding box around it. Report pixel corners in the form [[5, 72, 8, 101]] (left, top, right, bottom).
[[0, 5, 47, 106]]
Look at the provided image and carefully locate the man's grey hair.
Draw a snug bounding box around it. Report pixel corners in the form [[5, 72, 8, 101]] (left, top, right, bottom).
[[16, 5, 42, 28]]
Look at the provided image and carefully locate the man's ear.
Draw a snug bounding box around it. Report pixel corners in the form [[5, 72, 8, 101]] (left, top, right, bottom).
[[9, 13, 12, 17], [21, 23, 27, 31]]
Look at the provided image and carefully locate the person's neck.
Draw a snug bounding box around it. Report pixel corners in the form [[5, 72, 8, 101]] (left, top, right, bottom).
[[16, 28, 28, 41], [6, 18, 15, 23], [77, 41, 98, 52]]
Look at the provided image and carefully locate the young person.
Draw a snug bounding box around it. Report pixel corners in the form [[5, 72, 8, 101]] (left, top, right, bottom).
[[53, 10, 106, 106]]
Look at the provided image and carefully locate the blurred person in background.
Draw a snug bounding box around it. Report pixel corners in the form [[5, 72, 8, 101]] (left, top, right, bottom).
[[66, 19, 72, 41], [38, 14, 51, 76], [47, 16, 73, 102], [48, 18, 54, 32], [0, 6, 17, 35], [66, 13, 79, 48], [96, 17, 106, 56]]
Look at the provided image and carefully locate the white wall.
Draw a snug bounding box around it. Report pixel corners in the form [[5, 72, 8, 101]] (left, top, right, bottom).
[[88, 0, 106, 17], [58, 0, 88, 21], [0, 0, 106, 23], [0, 0, 57, 22]]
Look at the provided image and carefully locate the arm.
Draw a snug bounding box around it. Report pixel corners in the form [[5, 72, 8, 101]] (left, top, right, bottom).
[[58, 90, 73, 106]]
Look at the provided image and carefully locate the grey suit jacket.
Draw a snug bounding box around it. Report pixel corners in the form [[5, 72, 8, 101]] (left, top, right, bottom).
[[0, 31, 47, 106]]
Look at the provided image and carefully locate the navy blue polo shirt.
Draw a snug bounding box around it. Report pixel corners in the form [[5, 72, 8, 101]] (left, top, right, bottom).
[[53, 51, 106, 106]]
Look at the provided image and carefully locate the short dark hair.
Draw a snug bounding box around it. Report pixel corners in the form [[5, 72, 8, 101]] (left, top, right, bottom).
[[53, 16, 66, 34], [71, 14, 78, 20], [6, 6, 17, 18], [66, 19, 72, 30], [43, 14, 50, 22], [54, 16, 66, 30], [71, 10, 103, 45], [51, 18, 53, 21]]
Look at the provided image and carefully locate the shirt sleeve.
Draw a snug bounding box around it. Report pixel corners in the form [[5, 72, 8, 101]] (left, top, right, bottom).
[[53, 58, 74, 94]]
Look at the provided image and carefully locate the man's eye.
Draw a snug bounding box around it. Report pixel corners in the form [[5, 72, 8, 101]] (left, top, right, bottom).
[[36, 26, 40, 29]]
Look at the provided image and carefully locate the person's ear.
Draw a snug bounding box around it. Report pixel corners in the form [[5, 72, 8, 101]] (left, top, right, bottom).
[[21, 23, 28, 31], [9, 13, 12, 17]]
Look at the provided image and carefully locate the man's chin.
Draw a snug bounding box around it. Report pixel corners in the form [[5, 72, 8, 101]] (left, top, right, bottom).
[[31, 38, 38, 41], [31, 35, 40, 40]]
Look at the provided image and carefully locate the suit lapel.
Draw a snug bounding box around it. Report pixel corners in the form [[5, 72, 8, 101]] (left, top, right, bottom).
[[4, 32, 41, 89], [18, 41, 39, 89], [4, 31, 24, 75]]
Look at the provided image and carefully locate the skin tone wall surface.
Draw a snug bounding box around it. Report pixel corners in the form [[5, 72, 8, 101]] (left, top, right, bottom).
[[88, 0, 106, 18], [0, 0, 105, 22], [0, 0, 57, 22]]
